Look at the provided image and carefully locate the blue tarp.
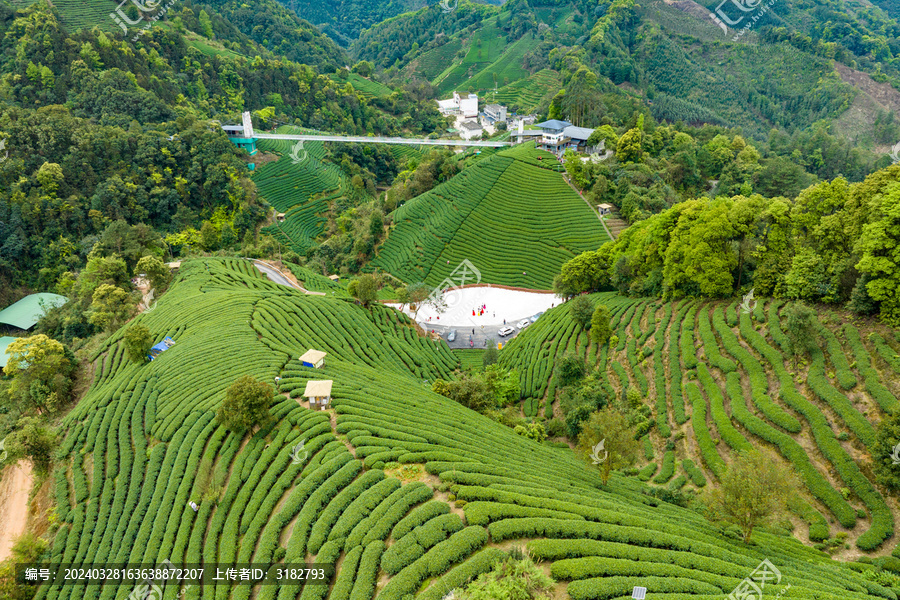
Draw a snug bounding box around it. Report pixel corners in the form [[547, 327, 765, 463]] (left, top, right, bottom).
[[148, 336, 175, 361]]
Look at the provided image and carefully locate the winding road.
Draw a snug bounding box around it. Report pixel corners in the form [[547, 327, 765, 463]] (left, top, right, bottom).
[[252, 260, 327, 295]]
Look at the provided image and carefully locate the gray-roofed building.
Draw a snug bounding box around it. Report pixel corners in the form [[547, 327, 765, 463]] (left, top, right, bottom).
[[526, 119, 600, 155], [484, 104, 507, 122], [459, 120, 484, 140]]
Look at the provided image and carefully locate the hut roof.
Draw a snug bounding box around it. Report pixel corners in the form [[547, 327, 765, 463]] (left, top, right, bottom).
[[303, 380, 333, 397], [300, 349, 327, 364]]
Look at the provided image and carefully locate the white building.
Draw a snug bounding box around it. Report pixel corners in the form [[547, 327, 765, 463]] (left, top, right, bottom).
[[437, 92, 479, 118], [484, 104, 507, 123], [458, 120, 483, 140]]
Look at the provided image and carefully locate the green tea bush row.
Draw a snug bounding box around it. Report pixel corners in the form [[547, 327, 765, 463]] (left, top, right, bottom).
[[653, 451, 675, 484], [680, 303, 699, 369], [298, 540, 342, 600], [638, 463, 658, 481], [697, 308, 737, 373], [412, 513, 465, 548], [376, 526, 489, 600], [381, 532, 426, 575], [284, 458, 362, 559], [642, 435, 654, 460], [725, 300, 739, 326], [767, 300, 790, 352], [463, 501, 583, 526], [686, 382, 726, 478], [871, 333, 900, 374], [348, 482, 433, 548], [414, 548, 506, 600], [669, 301, 691, 425], [626, 338, 649, 397], [681, 459, 706, 487], [721, 312, 802, 432], [696, 364, 752, 452], [787, 497, 830, 542], [566, 575, 722, 600], [669, 474, 687, 490], [306, 470, 385, 555], [348, 541, 384, 600], [721, 369, 856, 529], [360, 482, 434, 546], [843, 324, 900, 413], [391, 501, 451, 541], [652, 302, 674, 437], [817, 323, 858, 390], [325, 477, 401, 548], [807, 343, 875, 447], [551, 556, 732, 590], [328, 544, 362, 600], [527, 538, 748, 578]]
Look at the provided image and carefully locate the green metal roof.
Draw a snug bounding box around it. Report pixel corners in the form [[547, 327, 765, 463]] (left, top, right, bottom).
[[0, 336, 15, 368], [0, 293, 68, 329]]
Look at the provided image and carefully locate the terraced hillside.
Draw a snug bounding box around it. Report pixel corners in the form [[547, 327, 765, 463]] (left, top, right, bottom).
[[500, 292, 900, 554], [389, 9, 573, 111], [255, 126, 427, 255], [373, 143, 610, 290], [254, 128, 352, 254], [41, 259, 898, 599], [6, 0, 120, 33], [491, 69, 563, 114]]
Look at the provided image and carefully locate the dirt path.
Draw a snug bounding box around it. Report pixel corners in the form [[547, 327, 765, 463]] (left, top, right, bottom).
[[0, 460, 34, 561]]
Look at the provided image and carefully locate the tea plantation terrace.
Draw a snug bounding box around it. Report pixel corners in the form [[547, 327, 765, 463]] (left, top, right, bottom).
[[39, 257, 896, 600]]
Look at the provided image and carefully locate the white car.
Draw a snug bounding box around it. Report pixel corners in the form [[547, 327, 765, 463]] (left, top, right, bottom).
[[517, 319, 531, 329], [498, 326, 515, 337]]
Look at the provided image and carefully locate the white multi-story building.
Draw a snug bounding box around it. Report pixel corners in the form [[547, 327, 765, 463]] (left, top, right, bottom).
[[484, 104, 507, 122], [436, 92, 479, 118]]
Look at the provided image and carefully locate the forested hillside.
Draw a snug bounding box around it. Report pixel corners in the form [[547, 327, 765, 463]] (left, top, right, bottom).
[[554, 163, 900, 327], [354, 0, 900, 148], [0, 0, 443, 299]]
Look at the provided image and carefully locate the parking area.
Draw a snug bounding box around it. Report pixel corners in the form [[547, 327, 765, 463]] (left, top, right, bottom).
[[389, 286, 561, 328]]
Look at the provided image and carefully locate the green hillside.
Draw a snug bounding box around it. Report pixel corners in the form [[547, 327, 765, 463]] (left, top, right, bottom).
[[491, 69, 562, 115], [355, 0, 900, 149], [255, 128, 353, 254], [40, 258, 898, 600], [372, 143, 611, 290], [501, 292, 900, 553]]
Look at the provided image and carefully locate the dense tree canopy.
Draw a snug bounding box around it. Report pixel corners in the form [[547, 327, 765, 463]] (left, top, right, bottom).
[[554, 164, 900, 326]]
